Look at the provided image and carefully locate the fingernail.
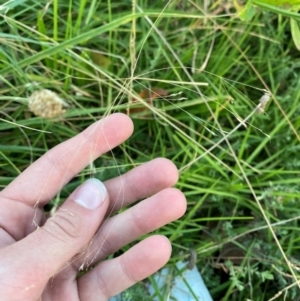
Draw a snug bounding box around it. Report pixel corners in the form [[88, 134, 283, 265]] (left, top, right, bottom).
[[73, 179, 107, 210]]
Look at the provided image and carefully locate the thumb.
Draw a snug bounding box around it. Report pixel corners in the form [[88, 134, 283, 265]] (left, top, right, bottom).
[[2, 178, 108, 293], [38, 178, 109, 272]]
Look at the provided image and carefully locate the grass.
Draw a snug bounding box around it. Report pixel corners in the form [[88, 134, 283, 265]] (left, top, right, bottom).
[[1, 0, 300, 300]]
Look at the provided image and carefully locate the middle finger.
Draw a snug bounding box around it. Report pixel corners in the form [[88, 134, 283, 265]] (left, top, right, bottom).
[[104, 158, 179, 214]]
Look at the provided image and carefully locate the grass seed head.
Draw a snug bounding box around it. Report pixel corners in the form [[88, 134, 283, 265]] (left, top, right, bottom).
[[187, 248, 197, 270], [28, 89, 67, 118], [257, 93, 271, 114]]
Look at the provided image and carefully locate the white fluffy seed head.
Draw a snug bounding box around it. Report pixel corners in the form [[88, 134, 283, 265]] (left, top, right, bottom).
[[28, 89, 67, 118], [257, 93, 271, 114]]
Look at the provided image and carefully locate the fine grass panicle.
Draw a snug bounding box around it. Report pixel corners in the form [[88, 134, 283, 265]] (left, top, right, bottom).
[[1, 0, 300, 300]]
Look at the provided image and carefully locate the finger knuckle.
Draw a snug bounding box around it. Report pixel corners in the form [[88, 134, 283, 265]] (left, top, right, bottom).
[[45, 210, 81, 243], [96, 270, 114, 298]]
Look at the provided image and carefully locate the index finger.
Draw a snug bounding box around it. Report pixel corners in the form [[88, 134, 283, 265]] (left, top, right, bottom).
[[1, 113, 133, 207]]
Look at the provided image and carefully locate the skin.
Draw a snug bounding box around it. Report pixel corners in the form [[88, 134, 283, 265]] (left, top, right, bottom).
[[0, 113, 187, 301]]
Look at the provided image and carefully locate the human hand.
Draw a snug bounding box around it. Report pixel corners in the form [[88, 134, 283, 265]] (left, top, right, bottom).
[[0, 113, 186, 301]]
